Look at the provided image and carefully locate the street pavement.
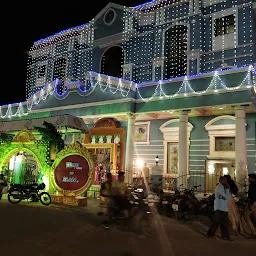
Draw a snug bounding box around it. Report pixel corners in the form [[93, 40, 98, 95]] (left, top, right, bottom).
[[0, 197, 255, 256]]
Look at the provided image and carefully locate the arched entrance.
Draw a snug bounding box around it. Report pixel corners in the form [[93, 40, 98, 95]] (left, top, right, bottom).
[[100, 46, 124, 78], [0, 129, 51, 189]]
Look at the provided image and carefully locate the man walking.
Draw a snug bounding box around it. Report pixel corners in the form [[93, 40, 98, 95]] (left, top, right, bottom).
[[207, 176, 232, 240]]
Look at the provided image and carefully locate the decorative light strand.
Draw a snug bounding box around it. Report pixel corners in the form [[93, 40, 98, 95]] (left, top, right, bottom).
[[1, 65, 255, 119], [10, 0, 256, 119], [0, 103, 28, 119]]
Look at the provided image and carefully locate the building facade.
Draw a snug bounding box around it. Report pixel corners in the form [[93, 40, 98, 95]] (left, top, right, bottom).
[[0, 0, 256, 191]]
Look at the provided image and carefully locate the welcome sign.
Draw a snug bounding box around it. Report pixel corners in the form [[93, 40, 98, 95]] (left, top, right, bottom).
[[54, 154, 89, 191]]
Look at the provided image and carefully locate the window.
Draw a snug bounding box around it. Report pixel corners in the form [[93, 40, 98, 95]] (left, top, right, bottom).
[[215, 137, 235, 151], [53, 58, 67, 80], [37, 65, 46, 78], [164, 25, 187, 79], [167, 142, 178, 174], [104, 9, 116, 25], [214, 15, 235, 37]]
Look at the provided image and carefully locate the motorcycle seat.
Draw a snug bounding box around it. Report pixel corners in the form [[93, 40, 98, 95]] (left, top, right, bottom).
[[12, 183, 38, 189], [11, 184, 23, 188]]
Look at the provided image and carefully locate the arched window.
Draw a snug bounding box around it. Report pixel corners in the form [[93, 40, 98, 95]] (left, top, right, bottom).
[[53, 57, 67, 95], [164, 25, 188, 79], [100, 46, 124, 78]]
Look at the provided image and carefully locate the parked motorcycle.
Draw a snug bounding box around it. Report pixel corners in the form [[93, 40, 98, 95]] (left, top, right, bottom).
[[159, 192, 173, 216], [8, 183, 51, 205], [198, 193, 215, 217], [157, 184, 184, 217], [171, 185, 202, 220]]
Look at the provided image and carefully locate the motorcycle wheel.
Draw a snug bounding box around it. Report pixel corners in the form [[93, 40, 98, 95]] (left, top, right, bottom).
[[39, 192, 51, 205], [8, 189, 23, 204]]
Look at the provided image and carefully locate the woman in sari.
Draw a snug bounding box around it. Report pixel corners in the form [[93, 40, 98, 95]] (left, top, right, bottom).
[[225, 175, 256, 237]]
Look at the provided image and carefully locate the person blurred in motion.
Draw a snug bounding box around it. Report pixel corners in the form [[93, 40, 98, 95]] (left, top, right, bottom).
[[112, 171, 131, 217], [247, 173, 256, 226], [224, 175, 239, 234], [100, 173, 113, 200], [99, 173, 113, 220], [207, 176, 232, 240], [224, 174, 256, 237]]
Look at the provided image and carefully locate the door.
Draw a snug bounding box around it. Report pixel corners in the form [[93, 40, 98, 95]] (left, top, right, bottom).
[[206, 159, 235, 192]]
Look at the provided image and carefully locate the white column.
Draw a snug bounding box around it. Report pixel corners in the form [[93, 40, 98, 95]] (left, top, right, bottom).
[[178, 110, 190, 186], [235, 106, 247, 186], [125, 113, 136, 184]]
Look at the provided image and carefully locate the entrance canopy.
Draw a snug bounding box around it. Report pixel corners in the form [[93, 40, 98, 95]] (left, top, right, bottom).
[[0, 114, 89, 133]]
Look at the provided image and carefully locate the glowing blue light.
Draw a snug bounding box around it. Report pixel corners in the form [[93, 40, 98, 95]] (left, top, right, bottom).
[[133, 0, 173, 11], [34, 23, 88, 45], [77, 80, 93, 94], [54, 79, 69, 99], [0, 64, 254, 117]]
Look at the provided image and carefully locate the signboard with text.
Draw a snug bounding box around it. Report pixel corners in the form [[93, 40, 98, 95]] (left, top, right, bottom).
[[54, 154, 89, 191]]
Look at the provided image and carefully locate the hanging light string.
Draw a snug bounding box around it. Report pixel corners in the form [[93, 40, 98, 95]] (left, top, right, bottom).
[[0, 65, 255, 119]]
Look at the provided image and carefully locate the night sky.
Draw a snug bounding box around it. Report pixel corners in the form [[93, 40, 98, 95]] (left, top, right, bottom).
[[2, 0, 148, 106]]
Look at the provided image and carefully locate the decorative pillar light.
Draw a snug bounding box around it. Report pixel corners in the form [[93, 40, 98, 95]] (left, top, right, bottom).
[[124, 113, 136, 184]]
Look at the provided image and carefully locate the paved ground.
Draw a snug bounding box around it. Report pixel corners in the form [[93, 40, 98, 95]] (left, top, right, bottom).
[[0, 197, 255, 256]]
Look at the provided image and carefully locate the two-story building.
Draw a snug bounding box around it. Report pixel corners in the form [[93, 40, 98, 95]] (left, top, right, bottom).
[[0, 0, 255, 192]]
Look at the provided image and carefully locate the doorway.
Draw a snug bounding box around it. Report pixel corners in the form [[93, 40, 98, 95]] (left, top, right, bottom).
[[206, 159, 235, 192], [83, 143, 117, 185]]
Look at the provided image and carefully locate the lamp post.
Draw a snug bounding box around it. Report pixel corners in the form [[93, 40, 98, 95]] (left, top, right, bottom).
[[155, 156, 159, 166]]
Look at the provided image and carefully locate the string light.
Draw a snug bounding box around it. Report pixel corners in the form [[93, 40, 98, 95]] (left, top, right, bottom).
[[0, 103, 28, 119], [1, 65, 254, 119], [26, 22, 94, 100], [3, 0, 255, 119]]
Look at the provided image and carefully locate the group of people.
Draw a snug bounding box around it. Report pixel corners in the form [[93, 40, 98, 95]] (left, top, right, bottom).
[[95, 162, 114, 185], [207, 173, 256, 240], [99, 171, 132, 223]]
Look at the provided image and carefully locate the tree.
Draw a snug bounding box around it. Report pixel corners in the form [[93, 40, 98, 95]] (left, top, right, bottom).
[[34, 121, 64, 153], [0, 133, 14, 144]]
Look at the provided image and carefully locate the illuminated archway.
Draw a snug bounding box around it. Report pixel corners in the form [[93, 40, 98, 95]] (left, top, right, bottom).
[[0, 129, 51, 188]]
